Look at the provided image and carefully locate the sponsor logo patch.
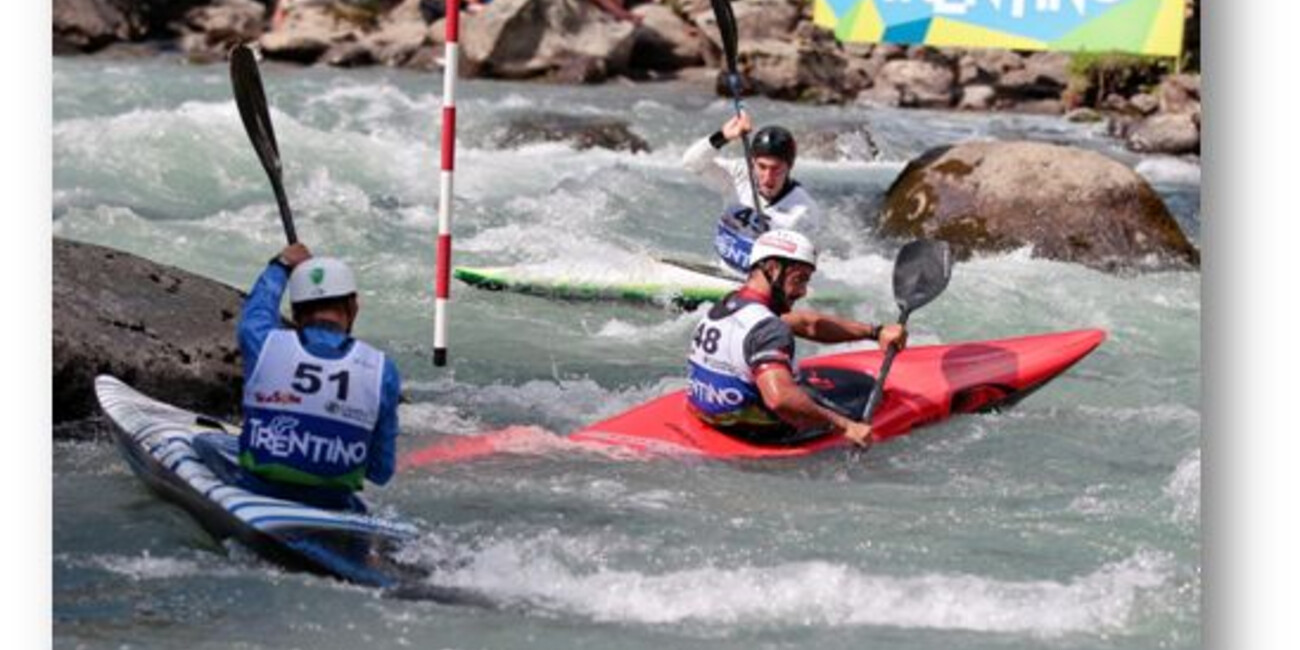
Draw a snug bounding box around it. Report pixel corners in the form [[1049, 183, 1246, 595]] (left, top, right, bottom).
[[254, 390, 302, 405]]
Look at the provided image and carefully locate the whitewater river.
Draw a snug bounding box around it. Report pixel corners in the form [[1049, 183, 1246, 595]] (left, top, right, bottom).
[[52, 55, 1200, 649]]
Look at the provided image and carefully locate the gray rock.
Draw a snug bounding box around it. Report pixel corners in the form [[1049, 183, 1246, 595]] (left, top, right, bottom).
[[260, 5, 346, 63], [1126, 112, 1200, 155], [54, 0, 215, 53], [1158, 73, 1201, 115], [797, 124, 881, 163], [961, 48, 1024, 81], [692, 0, 799, 59], [630, 4, 704, 71], [54, 238, 249, 438], [178, 0, 268, 62], [494, 112, 650, 153], [1064, 107, 1104, 123], [742, 37, 850, 104], [53, 0, 147, 53], [362, 11, 433, 67], [460, 0, 636, 81], [996, 51, 1069, 100], [957, 84, 996, 111], [857, 58, 955, 108], [1129, 92, 1160, 115], [878, 141, 1199, 272]]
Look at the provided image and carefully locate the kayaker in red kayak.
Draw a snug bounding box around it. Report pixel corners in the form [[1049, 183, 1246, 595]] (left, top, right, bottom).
[[686, 230, 907, 448]]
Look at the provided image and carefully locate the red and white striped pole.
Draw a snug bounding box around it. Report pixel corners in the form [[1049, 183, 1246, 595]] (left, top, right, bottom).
[[433, 0, 460, 367]]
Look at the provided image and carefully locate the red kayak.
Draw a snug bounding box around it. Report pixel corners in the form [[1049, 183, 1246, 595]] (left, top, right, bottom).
[[402, 329, 1105, 466]]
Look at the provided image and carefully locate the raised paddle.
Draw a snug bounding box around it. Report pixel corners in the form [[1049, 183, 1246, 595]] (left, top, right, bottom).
[[853, 239, 954, 456], [708, 0, 766, 226], [230, 44, 298, 244]]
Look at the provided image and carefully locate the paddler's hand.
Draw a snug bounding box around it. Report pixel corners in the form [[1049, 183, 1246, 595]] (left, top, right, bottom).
[[843, 421, 876, 449], [878, 324, 908, 351], [721, 112, 752, 141], [277, 243, 312, 269]]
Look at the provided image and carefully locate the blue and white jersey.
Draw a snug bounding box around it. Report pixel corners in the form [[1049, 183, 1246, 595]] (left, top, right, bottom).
[[241, 330, 385, 490], [686, 292, 796, 427], [714, 205, 766, 274]]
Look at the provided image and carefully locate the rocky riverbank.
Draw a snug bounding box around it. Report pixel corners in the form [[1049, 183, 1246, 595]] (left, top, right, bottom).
[[53, 238, 249, 439], [54, 0, 1201, 156]]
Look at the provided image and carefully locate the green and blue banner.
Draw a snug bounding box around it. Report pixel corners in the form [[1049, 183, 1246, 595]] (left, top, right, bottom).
[[814, 0, 1185, 57]]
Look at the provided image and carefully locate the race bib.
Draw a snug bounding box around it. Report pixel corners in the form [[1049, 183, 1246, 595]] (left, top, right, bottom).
[[714, 205, 769, 274]]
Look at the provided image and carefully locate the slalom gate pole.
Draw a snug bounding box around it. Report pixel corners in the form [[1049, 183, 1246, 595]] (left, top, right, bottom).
[[433, 0, 460, 367]]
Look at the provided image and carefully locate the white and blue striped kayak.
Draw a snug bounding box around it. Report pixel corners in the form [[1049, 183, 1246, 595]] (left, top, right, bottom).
[[94, 375, 420, 588]]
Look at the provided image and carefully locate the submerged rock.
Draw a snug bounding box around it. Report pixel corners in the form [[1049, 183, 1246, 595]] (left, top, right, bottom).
[[495, 112, 650, 153], [53, 238, 247, 438], [878, 141, 1200, 273]]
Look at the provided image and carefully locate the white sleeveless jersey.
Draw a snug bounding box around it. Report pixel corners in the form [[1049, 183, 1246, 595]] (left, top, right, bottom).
[[687, 301, 788, 424], [241, 330, 385, 487]]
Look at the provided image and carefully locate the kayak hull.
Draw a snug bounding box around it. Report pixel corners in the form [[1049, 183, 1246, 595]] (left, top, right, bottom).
[[453, 263, 852, 311], [569, 329, 1106, 459], [402, 329, 1105, 466], [454, 265, 733, 310], [95, 375, 420, 587]]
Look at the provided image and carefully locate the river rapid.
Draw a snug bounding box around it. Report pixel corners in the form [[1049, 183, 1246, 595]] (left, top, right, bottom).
[[52, 55, 1200, 650]]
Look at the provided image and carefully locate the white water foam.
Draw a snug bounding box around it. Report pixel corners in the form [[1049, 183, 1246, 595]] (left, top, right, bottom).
[[1134, 156, 1201, 186], [428, 533, 1173, 636], [86, 551, 211, 581], [1165, 448, 1201, 526], [401, 375, 682, 437]]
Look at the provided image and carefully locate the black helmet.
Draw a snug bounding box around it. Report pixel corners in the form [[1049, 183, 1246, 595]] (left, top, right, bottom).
[[751, 126, 796, 164]]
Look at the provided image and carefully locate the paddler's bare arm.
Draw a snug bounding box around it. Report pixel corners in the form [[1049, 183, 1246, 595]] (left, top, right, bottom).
[[782, 311, 908, 350], [755, 365, 876, 447]]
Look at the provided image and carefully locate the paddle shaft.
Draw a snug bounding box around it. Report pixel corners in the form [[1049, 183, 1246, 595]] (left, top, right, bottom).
[[268, 170, 298, 244], [230, 45, 298, 244], [709, 0, 766, 220], [726, 75, 766, 219], [859, 308, 912, 424]]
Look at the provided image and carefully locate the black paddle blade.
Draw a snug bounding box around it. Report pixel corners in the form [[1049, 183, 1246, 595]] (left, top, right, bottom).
[[230, 45, 281, 174], [892, 239, 953, 315], [229, 43, 298, 244], [709, 0, 739, 73]]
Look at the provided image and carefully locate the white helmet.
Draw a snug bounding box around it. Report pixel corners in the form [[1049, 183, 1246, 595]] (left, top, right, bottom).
[[749, 229, 817, 270], [288, 257, 357, 304]]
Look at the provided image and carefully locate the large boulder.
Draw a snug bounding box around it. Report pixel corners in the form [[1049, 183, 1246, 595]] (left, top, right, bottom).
[[739, 37, 850, 104], [995, 51, 1070, 101], [878, 141, 1200, 272], [629, 3, 704, 71], [1125, 112, 1200, 155], [1157, 73, 1201, 115], [178, 0, 268, 63], [692, 0, 800, 63], [260, 3, 357, 63], [856, 57, 956, 108], [796, 123, 881, 162], [54, 239, 247, 438], [460, 0, 637, 82], [54, 0, 148, 53], [54, 0, 214, 53], [361, 0, 436, 67]]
